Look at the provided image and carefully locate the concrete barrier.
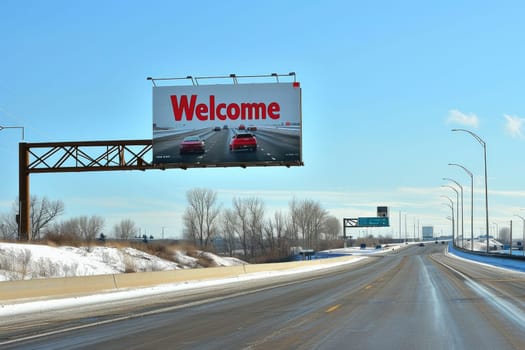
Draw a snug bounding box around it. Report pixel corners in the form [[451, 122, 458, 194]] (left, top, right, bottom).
[[0, 274, 117, 301], [113, 265, 247, 289], [0, 256, 357, 302]]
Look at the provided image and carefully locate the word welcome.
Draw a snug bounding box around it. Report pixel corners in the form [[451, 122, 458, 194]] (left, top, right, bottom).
[[170, 95, 280, 121]]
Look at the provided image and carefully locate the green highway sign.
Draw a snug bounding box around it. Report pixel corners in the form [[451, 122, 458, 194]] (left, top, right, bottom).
[[357, 217, 390, 227]]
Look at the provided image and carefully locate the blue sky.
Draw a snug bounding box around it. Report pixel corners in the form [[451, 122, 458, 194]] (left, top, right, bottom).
[[2, 0, 525, 239]]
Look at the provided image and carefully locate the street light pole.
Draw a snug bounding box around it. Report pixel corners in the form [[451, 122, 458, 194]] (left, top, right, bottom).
[[514, 214, 525, 256], [444, 177, 464, 249], [405, 213, 408, 243], [442, 185, 459, 246], [441, 195, 455, 242], [449, 163, 474, 251], [399, 210, 402, 243], [0, 125, 25, 140], [1, 125, 26, 240], [452, 128, 489, 253]]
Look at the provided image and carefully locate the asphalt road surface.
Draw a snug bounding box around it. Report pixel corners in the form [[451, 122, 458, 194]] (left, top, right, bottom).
[[2, 244, 525, 349]]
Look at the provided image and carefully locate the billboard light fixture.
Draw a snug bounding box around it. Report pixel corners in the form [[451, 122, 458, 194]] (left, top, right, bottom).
[[186, 76, 196, 86], [147, 73, 297, 86], [146, 75, 196, 87]]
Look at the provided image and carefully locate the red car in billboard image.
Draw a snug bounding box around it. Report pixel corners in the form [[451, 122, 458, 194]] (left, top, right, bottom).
[[179, 136, 205, 154], [230, 133, 257, 152]]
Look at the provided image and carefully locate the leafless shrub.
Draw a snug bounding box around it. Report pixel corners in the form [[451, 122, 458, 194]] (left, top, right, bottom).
[[122, 252, 136, 273], [18, 249, 32, 279], [113, 219, 138, 240]]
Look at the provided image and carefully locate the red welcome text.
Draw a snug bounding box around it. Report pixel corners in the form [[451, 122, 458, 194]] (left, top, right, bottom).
[[170, 95, 280, 121]]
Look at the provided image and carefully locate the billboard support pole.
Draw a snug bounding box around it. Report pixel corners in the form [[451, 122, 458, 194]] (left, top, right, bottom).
[[18, 139, 153, 241], [19, 142, 30, 240]]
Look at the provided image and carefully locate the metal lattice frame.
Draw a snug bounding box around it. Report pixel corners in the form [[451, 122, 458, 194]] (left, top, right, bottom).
[[25, 139, 153, 173], [19, 140, 154, 240]]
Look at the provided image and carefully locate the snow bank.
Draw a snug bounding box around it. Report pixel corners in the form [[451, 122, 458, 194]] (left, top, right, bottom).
[[0, 243, 244, 282]]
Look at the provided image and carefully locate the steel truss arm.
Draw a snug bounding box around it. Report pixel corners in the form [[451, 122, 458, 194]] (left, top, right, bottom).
[[24, 139, 154, 173]]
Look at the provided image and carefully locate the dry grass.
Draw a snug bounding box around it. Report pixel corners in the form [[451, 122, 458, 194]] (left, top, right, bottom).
[[45, 232, 84, 247], [184, 249, 216, 268], [129, 241, 176, 262]]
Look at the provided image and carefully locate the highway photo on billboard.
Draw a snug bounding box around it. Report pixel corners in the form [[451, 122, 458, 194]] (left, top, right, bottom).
[[152, 82, 302, 168]]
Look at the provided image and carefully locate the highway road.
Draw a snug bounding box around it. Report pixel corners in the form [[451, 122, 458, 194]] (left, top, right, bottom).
[[2, 244, 525, 349]]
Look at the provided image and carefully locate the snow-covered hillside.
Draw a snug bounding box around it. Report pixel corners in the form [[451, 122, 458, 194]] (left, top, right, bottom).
[[0, 242, 246, 282]]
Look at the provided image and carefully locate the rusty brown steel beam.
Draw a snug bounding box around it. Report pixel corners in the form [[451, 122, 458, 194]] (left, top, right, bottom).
[[18, 139, 154, 240], [19, 143, 30, 240]]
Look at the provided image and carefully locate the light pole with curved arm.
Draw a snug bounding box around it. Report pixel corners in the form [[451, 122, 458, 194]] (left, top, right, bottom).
[[442, 185, 459, 246], [452, 128, 489, 253], [444, 177, 464, 249], [514, 214, 525, 256], [0, 125, 25, 140], [441, 196, 455, 241], [449, 163, 474, 251]]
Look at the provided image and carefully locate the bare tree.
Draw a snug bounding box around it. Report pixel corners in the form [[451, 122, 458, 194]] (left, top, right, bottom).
[[182, 188, 221, 248], [246, 197, 265, 257], [0, 213, 18, 239], [232, 197, 249, 256], [78, 216, 105, 242], [264, 210, 290, 258], [30, 196, 65, 240], [323, 215, 341, 240], [113, 218, 138, 240], [44, 215, 104, 242], [498, 227, 510, 244], [229, 197, 266, 258], [56, 217, 81, 238], [1, 196, 64, 240], [289, 198, 328, 249], [219, 208, 239, 256], [61, 217, 81, 236]]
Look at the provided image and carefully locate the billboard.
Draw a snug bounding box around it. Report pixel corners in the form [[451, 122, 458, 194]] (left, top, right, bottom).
[[422, 226, 434, 240], [152, 82, 302, 168]]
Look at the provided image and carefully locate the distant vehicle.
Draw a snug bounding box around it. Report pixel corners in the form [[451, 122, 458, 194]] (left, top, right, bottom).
[[213, 126, 221, 131], [238, 124, 246, 130], [230, 133, 257, 152], [441, 241, 446, 244], [223, 125, 229, 129], [247, 125, 257, 131], [435, 240, 438, 244], [179, 136, 205, 154], [418, 243, 425, 247]]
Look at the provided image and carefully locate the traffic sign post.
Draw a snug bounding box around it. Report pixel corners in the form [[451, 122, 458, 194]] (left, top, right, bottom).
[[343, 216, 390, 239]]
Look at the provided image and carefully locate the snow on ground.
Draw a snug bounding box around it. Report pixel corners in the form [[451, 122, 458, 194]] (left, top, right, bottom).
[[0, 242, 245, 282], [447, 243, 525, 273]]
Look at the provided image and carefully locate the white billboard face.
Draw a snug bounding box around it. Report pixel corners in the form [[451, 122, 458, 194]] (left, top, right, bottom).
[[152, 82, 302, 168]]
